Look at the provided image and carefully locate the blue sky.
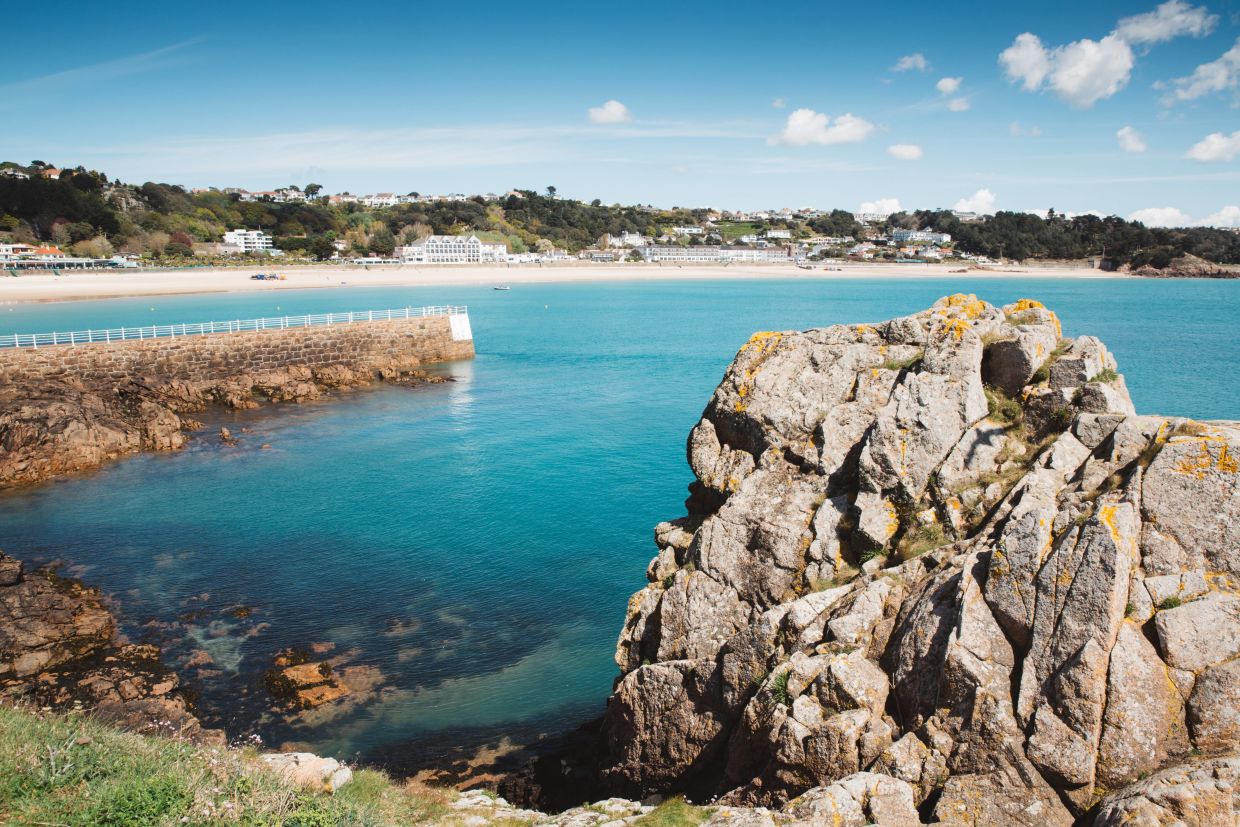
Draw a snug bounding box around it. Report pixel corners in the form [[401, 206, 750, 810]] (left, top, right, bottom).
[[5, 0, 1240, 224]]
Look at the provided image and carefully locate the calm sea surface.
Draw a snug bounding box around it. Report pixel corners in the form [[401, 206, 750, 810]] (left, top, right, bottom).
[[1, 277, 1237, 766]]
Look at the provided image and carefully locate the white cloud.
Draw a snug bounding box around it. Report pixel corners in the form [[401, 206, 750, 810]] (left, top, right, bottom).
[[769, 109, 874, 146], [1129, 204, 1240, 227], [1165, 37, 1240, 102], [1186, 130, 1240, 162], [1000, 33, 1052, 91], [1114, 1, 1216, 45], [1129, 206, 1195, 226], [887, 144, 923, 160], [1117, 126, 1147, 153], [587, 100, 632, 124], [858, 197, 902, 215], [893, 53, 928, 72], [772, 97, 786, 108], [1000, 4, 1214, 109], [1000, 32, 1134, 107], [936, 76, 962, 94], [1046, 35, 1134, 108], [1009, 121, 1042, 137], [954, 188, 997, 214], [947, 98, 970, 112], [1204, 206, 1240, 227]]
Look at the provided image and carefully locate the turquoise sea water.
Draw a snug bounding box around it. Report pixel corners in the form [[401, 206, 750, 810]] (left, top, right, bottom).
[[1, 277, 1237, 767]]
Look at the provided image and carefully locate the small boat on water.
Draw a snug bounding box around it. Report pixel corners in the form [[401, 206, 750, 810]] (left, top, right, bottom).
[[494, 285, 511, 291]]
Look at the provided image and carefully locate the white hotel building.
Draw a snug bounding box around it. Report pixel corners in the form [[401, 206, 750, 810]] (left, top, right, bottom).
[[396, 234, 507, 264], [639, 245, 790, 263], [222, 229, 274, 252]]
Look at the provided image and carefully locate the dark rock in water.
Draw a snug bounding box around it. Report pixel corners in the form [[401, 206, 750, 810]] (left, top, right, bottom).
[[582, 295, 1240, 824], [0, 550, 221, 744]]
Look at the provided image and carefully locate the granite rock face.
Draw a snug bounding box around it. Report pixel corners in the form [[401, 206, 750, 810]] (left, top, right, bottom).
[[601, 296, 1240, 824]]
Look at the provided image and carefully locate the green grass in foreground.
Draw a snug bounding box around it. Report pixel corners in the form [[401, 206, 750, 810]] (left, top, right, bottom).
[[0, 703, 449, 826], [632, 796, 713, 827]]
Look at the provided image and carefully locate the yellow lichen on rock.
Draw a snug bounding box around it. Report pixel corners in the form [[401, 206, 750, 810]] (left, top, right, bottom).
[[937, 318, 971, 340], [1172, 437, 1239, 478], [1010, 298, 1044, 312], [939, 293, 987, 319]]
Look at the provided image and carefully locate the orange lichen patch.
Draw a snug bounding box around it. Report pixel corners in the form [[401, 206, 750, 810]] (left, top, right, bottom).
[[940, 293, 987, 319], [735, 331, 783, 403], [734, 400, 748, 413], [884, 500, 900, 539], [1099, 504, 1120, 544], [854, 324, 876, 339], [743, 330, 783, 351], [936, 318, 971, 340], [1206, 570, 1240, 594], [1010, 298, 1044, 312], [727, 476, 741, 493], [1173, 439, 1239, 478], [1049, 310, 1062, 337], [1035, 342, 1045, 357]]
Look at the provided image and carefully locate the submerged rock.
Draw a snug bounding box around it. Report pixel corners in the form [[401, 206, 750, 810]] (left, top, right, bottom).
[[0, 550, 219, 743], [598, 296, 1240, 823]]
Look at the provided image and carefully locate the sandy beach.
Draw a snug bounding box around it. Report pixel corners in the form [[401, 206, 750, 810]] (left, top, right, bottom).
[[0, 261, 1123, 304]]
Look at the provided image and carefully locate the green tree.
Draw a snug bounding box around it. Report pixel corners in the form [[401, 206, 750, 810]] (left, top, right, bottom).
[[368, 225, 396, 256], [308, 235, 336, 260]]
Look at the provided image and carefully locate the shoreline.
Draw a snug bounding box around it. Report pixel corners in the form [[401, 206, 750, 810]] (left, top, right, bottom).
[[0, 261, 1129, 305]]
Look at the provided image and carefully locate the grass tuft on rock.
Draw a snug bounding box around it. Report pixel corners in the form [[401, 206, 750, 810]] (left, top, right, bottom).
[[1089, 367, 1119, 384], [881, 351, 923, 372], [898, 522, 948, 560], [769, 670, 792, 708], [984, 385, 1022, 425]]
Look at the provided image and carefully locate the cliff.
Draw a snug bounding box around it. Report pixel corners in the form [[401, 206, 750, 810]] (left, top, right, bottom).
[[602, 295, 1239, 825]]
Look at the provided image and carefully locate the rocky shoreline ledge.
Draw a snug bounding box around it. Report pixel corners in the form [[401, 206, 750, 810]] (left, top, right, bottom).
[[0, 363, 447, 489], [0, 551, 220, 743]]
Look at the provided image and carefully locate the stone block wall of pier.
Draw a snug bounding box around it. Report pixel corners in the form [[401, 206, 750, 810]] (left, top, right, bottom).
[[0, 314, 475, 386]]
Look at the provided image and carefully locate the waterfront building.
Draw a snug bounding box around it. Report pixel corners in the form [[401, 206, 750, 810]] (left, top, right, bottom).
[[605, 231, 651, 248], [397, 234, 507, 264], [222, 229, 275, 253], [640, 245, 722, 262], [892, 228, 952, 245], [639, 245, 790, 263], [720, 247, 790, 263]]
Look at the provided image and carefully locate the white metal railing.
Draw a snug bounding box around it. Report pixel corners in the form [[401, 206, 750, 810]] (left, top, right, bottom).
[[0, 306, 468, 349]]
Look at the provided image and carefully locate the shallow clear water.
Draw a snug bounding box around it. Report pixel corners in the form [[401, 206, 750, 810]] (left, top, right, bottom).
[[1, 277, 1237, 766]]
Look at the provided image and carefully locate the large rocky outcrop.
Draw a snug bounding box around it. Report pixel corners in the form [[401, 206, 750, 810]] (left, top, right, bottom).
[[601, 296, 1240, 824]]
